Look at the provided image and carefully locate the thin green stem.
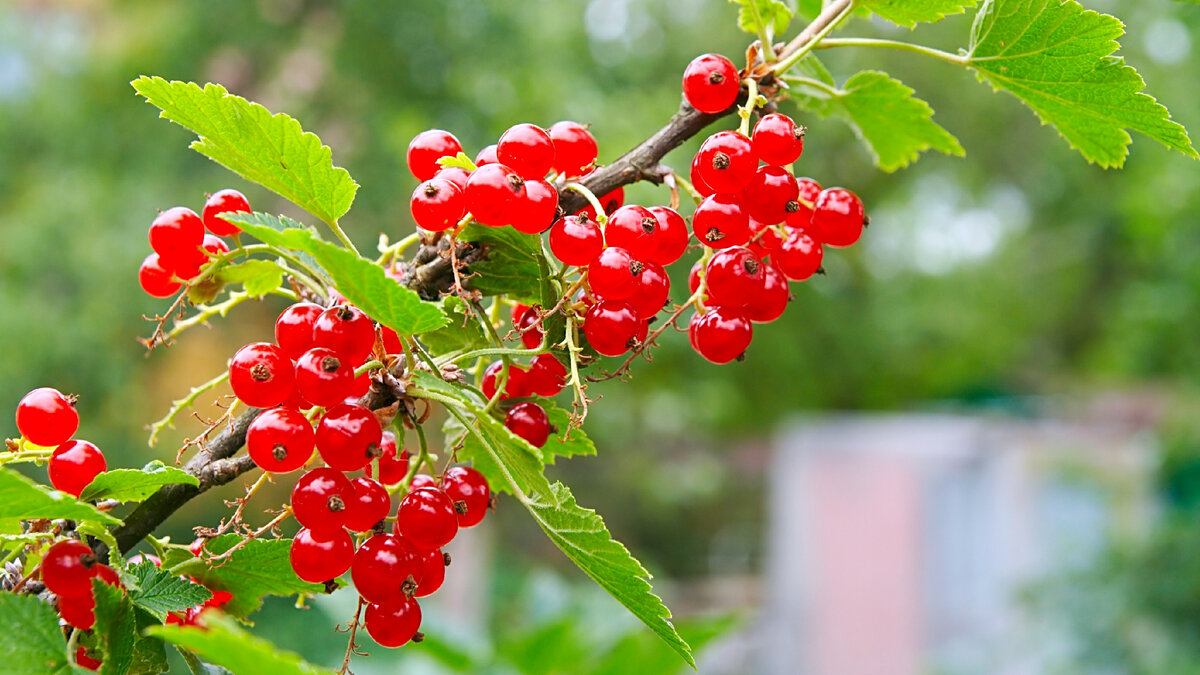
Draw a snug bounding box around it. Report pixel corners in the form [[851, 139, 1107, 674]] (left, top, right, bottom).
[[0, 446, 54, 466], [749, 0, 778, 61], [782, 75, 841, 97], [814, 37, 968, 66], [771, 0, 856, 77], [376, 232, 421, 265], [738, 77, 761, 137], [354, 360, 384, 377], [442, 345, 547, 366], [147, 370, 231, 447], [162, 288, 294, 343], [411, 421, 436, 476], [327, 218, 360, 255], [564, 183, 609, 226]]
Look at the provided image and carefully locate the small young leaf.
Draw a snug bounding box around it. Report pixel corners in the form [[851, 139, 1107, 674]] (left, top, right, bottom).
[[93, 580, 138, 675], [170, 535, 325, 618], [0, 467, 121, 527], [128, 560, 213, 621], [132, 76, 358, 224], [458, 224, 543, 304], [437, 152, 477, 172], [213, 260, 287, 298], [0, 593, 72, 674], [79, 461, 199, 504], [148, 612, 335, 675], [859, 0, 978, 28], [729, 0, 793, 36]]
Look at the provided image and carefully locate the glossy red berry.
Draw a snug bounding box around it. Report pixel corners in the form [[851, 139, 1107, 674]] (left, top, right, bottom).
[[291, 467, 353, 533], [690, 308, 753, 364], [688, 260, 703, 295], [275, 302, 323, 359], [173, 234, 231, 280], [435, 166, 471, 191], [510, 178, 559, 234], [290, 528, 354, 583], [294, 347, 355, 407], [646, 206, 691, 266], [59, 592, 96, 630], [229, 342, 295, 408], [497, 123, 555, 179], [407, 130, 463, 181], [527, 353, 568, 397], [365, 596, 422, 647], [316, 404, 383, 472], [744, 264, 790, 323], [414, 548, 448, 598], [549, 214, 603, 266], [475, 144, 498, 167], [367, 430, 409, 486], [396, 487, 458, 551], [148, 207, 205, 271], [696, 131, 757, 194], [690, 152, 715, 198], [465, 163, 526, 227], [202, 189, 251, 236], [312, 305, 376, 365], [604, 205, 661, 261], [628, 261, 671, 318], [42, 540, 96, 598], [49, 440, 106, 497], [588, 247, 643, 300], [810, 187, 865, 248], [410, 474, 437, 491], [772, 229, 824, 281], [442, 466, 491, 528], [693, 194, 750, 249], [747, 218, 785, 259], [787, 177, 822, 228], [246, 407, 315, 473], [481, 361, 528, 400], [515, 306, 543, 349], [138, 253, 181, 298], [345, 477, 391, 532], [704, 247, 764, 309], [752, 113, 805, 166], [583, 300, 641, 356], [743, 166, 800, 225], [548, 121, 598, 177], [351, 533, 423, 604], [682, 53, 740, 114], [16, 387, 78, 447], [505, 402, 551, 448], [410, 178, 465, 232]]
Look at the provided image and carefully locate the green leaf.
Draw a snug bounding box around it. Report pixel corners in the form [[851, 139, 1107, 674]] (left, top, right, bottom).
[[128, 610, 170, 675], [147, 612, 335, 675], [541, 404, 597, 466], [730, 0, 793, 36], [93, 580, 138, 675], [213, 260, 287, 298], [437, 152, 477, 172], [419, 296, 489, 354], [964, 0, 1198, 167], [128, 560, 213, 621], [458, 224, 543, 304], [860, 0, 978, 27], [170, 535, 324, 618], [131, 76, 358, 224], [0, 467, 121, 527], [79, 461, 199, 504], [0, 593, 73, 674]]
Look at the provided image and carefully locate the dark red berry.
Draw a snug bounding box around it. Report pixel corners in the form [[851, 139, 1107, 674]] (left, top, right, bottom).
[[345, 477, 391, 532], [59, 592, 96, 630], [497, 123, 555, 179], [505, 402, 551, 448], [148, 207, 205, 271], [510, 178, 559, 234], [138, 253, 181, 298], [588, 246, 643, 300], [752, 113, 805, 166], [291, 467, 353, 533], [481, 361, 528, 400], [351, 533, 423, 604], [312, 305, 376, 365], [202, 189, 251, 236], [704, 247, 764, 309], [295, 347, 355, 407], [696, 131, 757, 194], [604, 205, 661, 261], [515, 306, 543, 349], [49, 440, 106, 497], [628, 261, 671, 318], [42, 540, 96, 598], [787, 177, 822, 228], [414, 548, 447, 598], [475, 144, 498, 167], [465, 163, 526, 227], [365, 596, 422, 647], [16, 387, 78, 447], [682, 53, 740, 114], [743, 264, 790, 323], [442, 466, 491, 528], [810, 188, 865, 248], [75, 646, 102, 671], [395, 487, 458, 551], [549, 214, 604, 266], [583, 300, 641, 356], [367, 430, 409, 486], [275, 302, 323, 360], [315, 404, 383, 472], [527, 353, 568, 397], [690, 308, 753, 364], [693, 194, 750, 249], [290, 528, 353, 583], [410, 178, 466, 232], [407, 130, 463, 181], [247, 407, 315, 473], [548, 121, 598, 177], [646, 206, 690, 266], [771, 229, 824, 281], [743, 165, 800, 225], [229, 342, 295, 408]]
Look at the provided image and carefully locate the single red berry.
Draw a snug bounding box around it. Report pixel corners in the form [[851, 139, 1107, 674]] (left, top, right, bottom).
[[396, 487, 458, 550], [497, 123, 555, 179], [771, 229, 824, 281], [548, 121, 598, 177], [747, 217, 784, 259], [526, 353, 567, 397], [315, 404, 383, 472], [682, 53, 740, 113], [693, 194, 750, 249], [510, 178, 559, 234], [515, 306, 543, 349], [505, 402, 551, 448], [688, 260, 703, 295], [627, 261, 671, 318], [743, 165, 800, 225], [367, 430, 409, 486], [246, 407, 315, 473], [49, 440, 106, 497], [690, 152, 715, 198], [138, 253, 182, 298], [15, 387, 78, 447], [810, 187, 865, 247], [604, 205, 661, 261], [92, 563, 121, 588], [435, 166, 471, 191], [59, 592, 96, 630], [42, 540, 96, 598], [410, 474, 437, 491], [696, 131, 757, 194], [202, 189, 251, 236], [646, 206, 690, 266], [588, 246, 643, 300], [173, 233, 231, 281], [549, 214, 604, 266], [351, 533, 423, 604], [786, 177, 822, 229], [345, 477, 391, 532], [752, 113, 805, 166], [365, 596, 422, 647], [481, 361, 528, 400], [583, 300, 641, 356], [407, 130, 463, 181], [410, 178, 466, 232], [290, 528, 354, 583], [465, 163, 526, 227], [442, 466, 491, 528], [275, 302, 323, 360], [291, 467, 353, 533], [148, 207, 205, 271], [229, 343, 295, 408], [312, 305, 376, 365], [509, 303, 531, 326], [690, 308, 753, 364], [75, 646, 102, 671], [295, 347, 355, 407], [381, 326, 404, 355], [743, 264, 790, 323], [414, 548, 448, 598], [475, 144, 498, 166], [704, 247, 764, 309]]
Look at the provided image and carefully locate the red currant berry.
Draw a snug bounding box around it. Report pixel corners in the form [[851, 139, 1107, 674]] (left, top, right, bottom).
[[646, 206, 691, 266], [752, 113, 805, 166], [42, 540, 96, 598], [583, 300, 641, 356], [682, 53, 740, 114], [690, 152, 715, 198], [316, 403, 383, 472], [290, 528, 354, 583], [515, 306, 543, 349], [313, 305, 376, 365], [435, 166, 471, 191], [510, 178, 559, 234], [75, 646, 102, 671], [291, 467, 353, 533], [604, 205, 661, 261], [410, 474, 437, 491], [475, 144, 498, 166], [690, 308, 753, 364], [693, 194, 750, 249], [465, 163, 526, 227], [367, 430, 409, 486], [396, 487, 458, 551], [275, 302, 323, 360], [247, 407, 314, 473], [138, 253, 182, 298], [747, 218, 784, 259], [59, 592, 96, 630], [407, 130, 462, 181], [497, 123, 555, 179], [414, 548, 448, 598], [704, 247, 764, 308], [743, 166, 800, 225], [49, 440, 106, 497], [365, 596, 422, 647], [229, 342, 295, 408], [810, 187, 865, 248], [786, 177, 822, 228], [527, 353, 568, 397], [175, 234, 231, 280], [294, 347, 354, 407], [351, 533, 423, 604], [410, 178, 466, 232], [505, 402, 551, 448], [697, 131, 757, 194], [688, 260, 703, 295], [549, 214, 604, 266], [588, 246, 643, 300], [628, 261, 671, 318], [548, 121, 598, 177], [148, 207, 205, 271], [92, 563, 121, 588], [509, 303, 531, 326], [202, 189, 251, 236], [442, 466, 491, 528], [574, 185, 624, 220], [744, 264, 790, 323], [345, 477, 391, 532], [381, 326, 404, 355], [15, 387, 78, 447], [481, 361, 529, 400], [771, 229, 824, 281]]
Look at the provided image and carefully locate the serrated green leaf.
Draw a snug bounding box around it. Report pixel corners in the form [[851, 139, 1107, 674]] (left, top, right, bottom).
[[132, 76, 358, 224], [128, 560, 213, 621], [79, 461, 198, 504], [148, 612, 335, 675], [0, 593, 72, 674], [965, 0, 1197, 167], [213, 260, 287, 298], [93, 580, 138, 675], [860, 0, 978, 27], [459, 224, 543, 304], [0, 467, 121, 527], [541, 404, 596, 466], [171, 535, 324, 618], [730, 0, 793, 36], [419, 296, 490, 354]]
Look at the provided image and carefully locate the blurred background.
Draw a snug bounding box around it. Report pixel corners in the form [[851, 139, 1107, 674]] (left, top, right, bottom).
[[2, 1, 1200, 673]]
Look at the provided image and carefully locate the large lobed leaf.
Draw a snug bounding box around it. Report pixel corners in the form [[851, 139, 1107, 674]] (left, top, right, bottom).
[[148, 612, 334, 675], [79, 461, 198, 504], [132, 76, 358, 224], [0, 467, 121, 527], [860, 0, 979, 27], [171, 534, 324, 618]]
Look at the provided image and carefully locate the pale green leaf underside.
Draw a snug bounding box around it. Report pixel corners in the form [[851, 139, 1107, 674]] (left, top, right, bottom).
[[0, 594, 73, 674], [79, 461, 198, 503], [860, 0, 979, 28], [965, 0, 1197, 167], [132, 76, 358, 223], [148, 612, 335, 675], [0, 467, 121, 527], [172, 535, 324, 618]]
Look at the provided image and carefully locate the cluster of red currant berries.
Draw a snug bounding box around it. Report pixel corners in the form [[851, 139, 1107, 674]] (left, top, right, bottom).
[[14, 387, 107, 497], [137, 189, 251, 298]]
